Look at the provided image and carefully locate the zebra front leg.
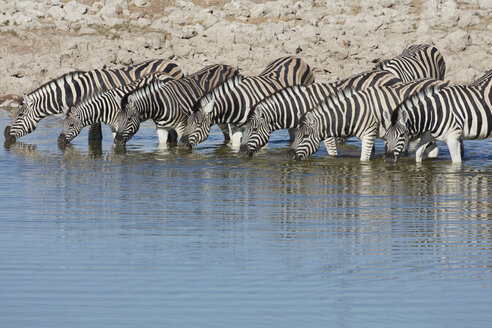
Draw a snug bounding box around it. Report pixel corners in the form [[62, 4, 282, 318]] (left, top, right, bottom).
[[218, 123, 232, 141], [446, 136, 463, 163], [288, 128, 296, 143], [359, 133, 377, 161], [156, 128, 169, 149], [425, 142, 439, 158], [415, 132, 435, 162], [323, 137, 338, 156], [229, 124, 243, 150], [88, 123, 103, 142]]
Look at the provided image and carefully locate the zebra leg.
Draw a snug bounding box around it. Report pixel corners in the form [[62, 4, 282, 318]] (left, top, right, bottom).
[[167, 129, 178, 143], [288, 128, 296, 143], [359, 133, 377, 161], [446, 136, 463, 163], [219, 123, 232, 141], [425, 142, 439, 158], [156, 128, 169, 148], [229, 125, 243, 149], [323, 138, 338, 156], [88, 123, 103, 142], [415, 132, 435, 162]]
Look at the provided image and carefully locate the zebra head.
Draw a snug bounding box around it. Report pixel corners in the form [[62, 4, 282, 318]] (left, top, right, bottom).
[[239, 105, 270, 157], [384, 106, 410, 163], [288, 111, 321, 160], [4, 93, 37, 143], [58, 110, 84, 144], [113, 96, 140, 146], [178, 99, 214, 150]]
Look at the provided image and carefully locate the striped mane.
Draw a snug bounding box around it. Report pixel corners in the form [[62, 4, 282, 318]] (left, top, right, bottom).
[[390, 84, 445, 125], [194, 75, 245, 111], [27, 70, 87, 97]]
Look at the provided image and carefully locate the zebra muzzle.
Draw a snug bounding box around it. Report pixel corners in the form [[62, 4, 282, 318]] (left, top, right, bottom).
[[238, 144, 254, 157], [113, 133, 126, 146], [3, 125, 16, 144], [288, 149, 299, 160], [178, 136, 192, 150], [57, 133, 68, 144]]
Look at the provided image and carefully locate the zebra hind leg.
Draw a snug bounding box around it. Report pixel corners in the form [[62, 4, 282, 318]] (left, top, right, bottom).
[[88, 123, 103, 142]]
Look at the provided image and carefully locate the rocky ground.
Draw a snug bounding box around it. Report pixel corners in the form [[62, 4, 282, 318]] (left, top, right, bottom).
[[1, 0, 491, 113]]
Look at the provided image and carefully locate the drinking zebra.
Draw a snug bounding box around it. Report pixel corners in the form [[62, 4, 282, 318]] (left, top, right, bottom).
[[289, 78, 448, 161], [384, 70, 492, 163], [112, 64, 240, 147], [4, 59, 182, 144], [178, 56, 315, 149], [239, 70, 401, 157], [57, 73, 175, 144]]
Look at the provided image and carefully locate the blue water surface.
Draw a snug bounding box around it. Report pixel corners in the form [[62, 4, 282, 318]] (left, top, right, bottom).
[[0, 110, 491, 328]]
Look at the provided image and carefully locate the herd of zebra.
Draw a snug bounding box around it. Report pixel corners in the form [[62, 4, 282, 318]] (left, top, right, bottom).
[[4, 44, 492, 164]]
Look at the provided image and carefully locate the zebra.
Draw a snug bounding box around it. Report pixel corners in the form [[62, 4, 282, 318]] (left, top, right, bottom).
[[374, 44, 446, 82], [239, 70, 401, 157], [57, 73, 175, 144], [112, 64, 240, 147], [4, 59, 182, 144], [178, 56, 315, 150], [384, 69, 492, 163], [289, 78, 448, 161]]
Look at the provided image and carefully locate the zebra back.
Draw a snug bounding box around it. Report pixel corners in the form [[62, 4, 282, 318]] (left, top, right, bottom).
[[375, 44, 446, 82]]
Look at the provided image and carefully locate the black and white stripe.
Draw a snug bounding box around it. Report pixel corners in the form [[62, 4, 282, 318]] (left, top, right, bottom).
[[384, 70, 492, 163], [239, 70, 401, 156], [289, 78, 447, 161], [57, 73, 174, 144], [178, 56, 315, 149], [4, 59, 182, 143], [374, 44, 446, 82], [112, 64, 240, 146]]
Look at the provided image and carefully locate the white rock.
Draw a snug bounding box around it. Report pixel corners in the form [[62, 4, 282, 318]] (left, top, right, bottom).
[[64, 1, 89, 22], [132, 0, 149, 7], [48, 6, 65, 20]]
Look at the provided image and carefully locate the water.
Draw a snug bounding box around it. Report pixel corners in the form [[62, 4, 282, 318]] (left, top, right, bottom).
[[1, 110, 491, 328]]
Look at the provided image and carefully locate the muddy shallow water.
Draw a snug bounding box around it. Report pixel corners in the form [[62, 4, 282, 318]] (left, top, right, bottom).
[[1, 110, 491, 327]]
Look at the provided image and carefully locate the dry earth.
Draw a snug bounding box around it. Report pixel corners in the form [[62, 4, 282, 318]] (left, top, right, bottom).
[[1, 0, 491, 113]]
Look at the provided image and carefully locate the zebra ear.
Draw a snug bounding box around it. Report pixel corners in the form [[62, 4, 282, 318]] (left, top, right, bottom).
[[382, 109, 392, 124], [304, 111, 315, 125], [255, 105, 264, 119], [202, 99, 215, 115], [396, 107, 409, 125], [22, 92, 33, 106]]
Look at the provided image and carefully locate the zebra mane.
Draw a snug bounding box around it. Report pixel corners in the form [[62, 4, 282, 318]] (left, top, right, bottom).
[[390, 84, 445, 125], [194, 75, 244, 111], [373, 59, 390, 71], [28, 70, 87, 97], [467, 69, 492, 88]]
